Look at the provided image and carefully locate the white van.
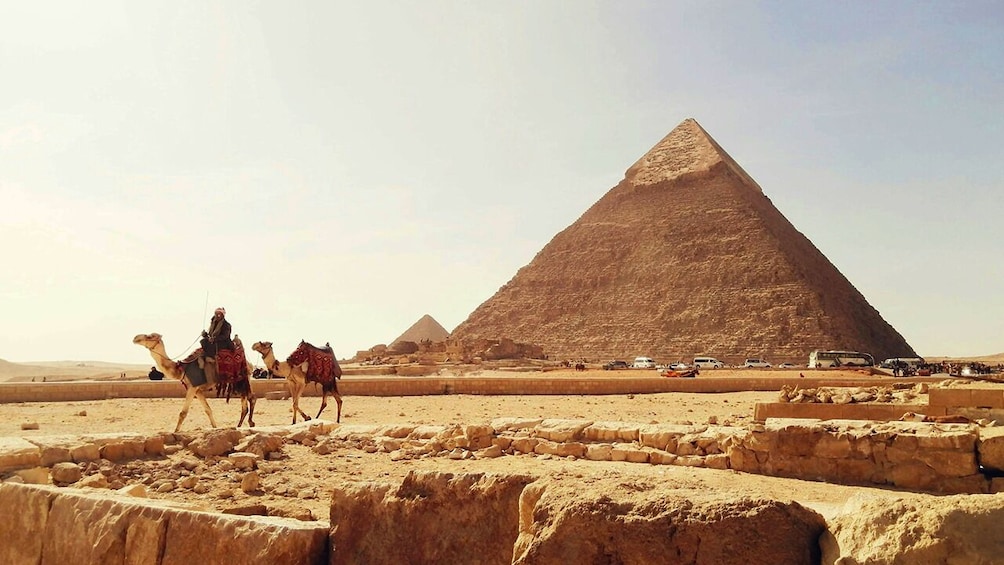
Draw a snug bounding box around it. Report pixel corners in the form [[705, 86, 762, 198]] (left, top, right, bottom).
[[693, 357, 724, 369], [632, 357, 656, 369]]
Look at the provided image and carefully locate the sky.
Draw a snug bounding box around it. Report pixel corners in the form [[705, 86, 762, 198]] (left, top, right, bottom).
[[2, 1, 1002, 364]]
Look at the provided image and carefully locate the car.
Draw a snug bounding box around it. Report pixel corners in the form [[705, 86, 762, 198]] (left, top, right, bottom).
[[669, 361, 690, 370], [632, 356, 656, 369], [603, 360, 629, 370], [743, 358, 772, 369], [693, 357, 724, 369], [777, 362, 797, 369]]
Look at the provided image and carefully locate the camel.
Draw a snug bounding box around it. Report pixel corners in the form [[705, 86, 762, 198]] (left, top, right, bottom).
[[252, 340, 342, 424], [132, 333, 256, 432]]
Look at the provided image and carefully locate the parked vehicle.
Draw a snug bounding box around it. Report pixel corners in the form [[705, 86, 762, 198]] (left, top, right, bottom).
[[603, 360, 629, 370], [693, 357, 724, 369], [808, 350, 875, 368], [743, 358, 772, 368], [777, 362, 797, 369], [632, 357, 656, 369]]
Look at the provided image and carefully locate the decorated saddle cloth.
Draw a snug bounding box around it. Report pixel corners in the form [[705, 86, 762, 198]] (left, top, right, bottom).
[[287, 341, 342, 387], [177, 342, 248, 386]]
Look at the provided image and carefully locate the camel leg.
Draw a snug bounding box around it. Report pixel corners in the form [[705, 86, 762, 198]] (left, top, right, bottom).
[[195, 385, 218, 429], [237, 396, 249, 428], [246, 391, 256, 428], [290, 379, 310, 424], [175, 385, 198, 432], [314, 393, 327, 420], [332, 391, 343, 423]]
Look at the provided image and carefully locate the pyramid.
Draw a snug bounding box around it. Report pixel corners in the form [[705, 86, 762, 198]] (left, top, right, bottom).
[[391, 314, 450, 345], [451, 118, 916, 363]]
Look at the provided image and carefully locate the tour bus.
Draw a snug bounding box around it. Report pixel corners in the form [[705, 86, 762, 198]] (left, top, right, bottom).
[[808, 350, 875, 368]]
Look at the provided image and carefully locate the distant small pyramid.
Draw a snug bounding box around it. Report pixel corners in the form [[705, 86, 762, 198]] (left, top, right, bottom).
[[451, 118, 915, 362], [391, 314, 450, 345]]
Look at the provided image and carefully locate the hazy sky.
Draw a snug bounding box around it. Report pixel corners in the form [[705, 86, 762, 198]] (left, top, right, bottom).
[[2, 2, 1002, 364]]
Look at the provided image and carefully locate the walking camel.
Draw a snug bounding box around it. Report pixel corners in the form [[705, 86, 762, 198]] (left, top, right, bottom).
[[132, 333, 256, 432], [252, 340, 342, 423]]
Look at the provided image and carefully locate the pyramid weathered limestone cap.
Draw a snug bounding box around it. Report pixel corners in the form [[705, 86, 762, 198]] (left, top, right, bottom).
[[624, 118, 764, 194]]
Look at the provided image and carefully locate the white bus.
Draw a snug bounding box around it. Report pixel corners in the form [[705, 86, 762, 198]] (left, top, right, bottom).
[[808, 350, 875, 368]]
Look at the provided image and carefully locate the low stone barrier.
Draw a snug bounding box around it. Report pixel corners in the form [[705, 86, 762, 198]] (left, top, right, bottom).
[[1, 417, 1000, 498], [0, 375, 943, 403]]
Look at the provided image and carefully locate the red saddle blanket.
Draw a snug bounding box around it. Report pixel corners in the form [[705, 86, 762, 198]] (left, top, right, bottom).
[[287, 341, 341, 385], [179, 343, 248, 385]]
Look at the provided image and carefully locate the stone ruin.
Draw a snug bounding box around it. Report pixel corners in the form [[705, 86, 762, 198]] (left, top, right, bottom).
[[354, 336, 545, 366], [3, 417, 1004, 563]]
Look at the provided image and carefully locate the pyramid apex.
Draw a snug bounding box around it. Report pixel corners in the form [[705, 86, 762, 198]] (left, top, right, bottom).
[[625, 118, 762, 193]]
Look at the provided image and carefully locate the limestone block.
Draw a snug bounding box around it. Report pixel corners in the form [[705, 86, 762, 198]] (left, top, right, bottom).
[[583, 421, 641, 442], [584, 444, 612, 461], [812, 434, 853, 459], [0, 437, 41, 472], [144, 436, 166, 456], [821, 493, 1004, 564], [637, 424, 692, 450], [228, 452, 260, 470], [914, 427, 978, 451], [915, 450, 979, 477], [831, 459, 881, 485], [0, 482, 51, 564], [330, 471, 535, 565], [0, 483, 328, 565], [330, 424, 383, 440], [648, 451, 676, 465], [39, 446, 73, 467], [887, 462, 941, 491], [763, 456, 834, 482], [464, 424, 494, 450], [492, 436, 513, 450], [187, 428, 243, 458], [675, 455, 704, 467], [554, 442, 586, 459], [490, 417, 543, 432], [533, 419, 593, 442], [510, 438, 538, 454], [51, 462, 82, 485], [234, 432, 284, 457], [745, 430, 776, 453], [727, 447, 761, 473], [512, 477, 825, 565], [533, 440, 560, 456], [15, 467, 51, 484], [977, 426, 1004, 473], [378, 424, 417, 438], [409, 424, 447, 439], [476, 445, 503, 458], [704, 453, 730, 469], [71, 443, 101, 463]]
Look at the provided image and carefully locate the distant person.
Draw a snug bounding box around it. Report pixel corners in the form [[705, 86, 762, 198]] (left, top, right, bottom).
[[200, 307, 234, 385], [148, 366, 164, 381]]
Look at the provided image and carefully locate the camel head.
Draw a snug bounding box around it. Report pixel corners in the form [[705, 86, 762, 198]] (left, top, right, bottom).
[[132, 333, 163, 350], [252, 341, 272, 356]]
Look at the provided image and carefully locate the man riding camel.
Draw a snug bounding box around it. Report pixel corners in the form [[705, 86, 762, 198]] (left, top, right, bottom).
[[200, 307, 234, 385]]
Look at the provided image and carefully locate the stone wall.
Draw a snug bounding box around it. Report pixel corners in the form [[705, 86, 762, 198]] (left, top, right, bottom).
[[0, 375, 936, 403], [3, 419, 1004, 564], [0, 483, 328, 565]]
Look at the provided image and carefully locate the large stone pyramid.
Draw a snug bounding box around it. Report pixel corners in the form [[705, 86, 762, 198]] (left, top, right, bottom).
[[451, 118, 916, 363], [392, 314, 450, 345]]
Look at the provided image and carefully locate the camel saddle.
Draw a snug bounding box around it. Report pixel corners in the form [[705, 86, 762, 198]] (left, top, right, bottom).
[[287, 340, 342, 391], [178, 341, 249, 389]]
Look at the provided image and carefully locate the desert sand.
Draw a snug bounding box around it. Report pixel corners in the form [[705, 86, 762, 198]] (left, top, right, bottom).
[[0, 370, 940, 523]]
